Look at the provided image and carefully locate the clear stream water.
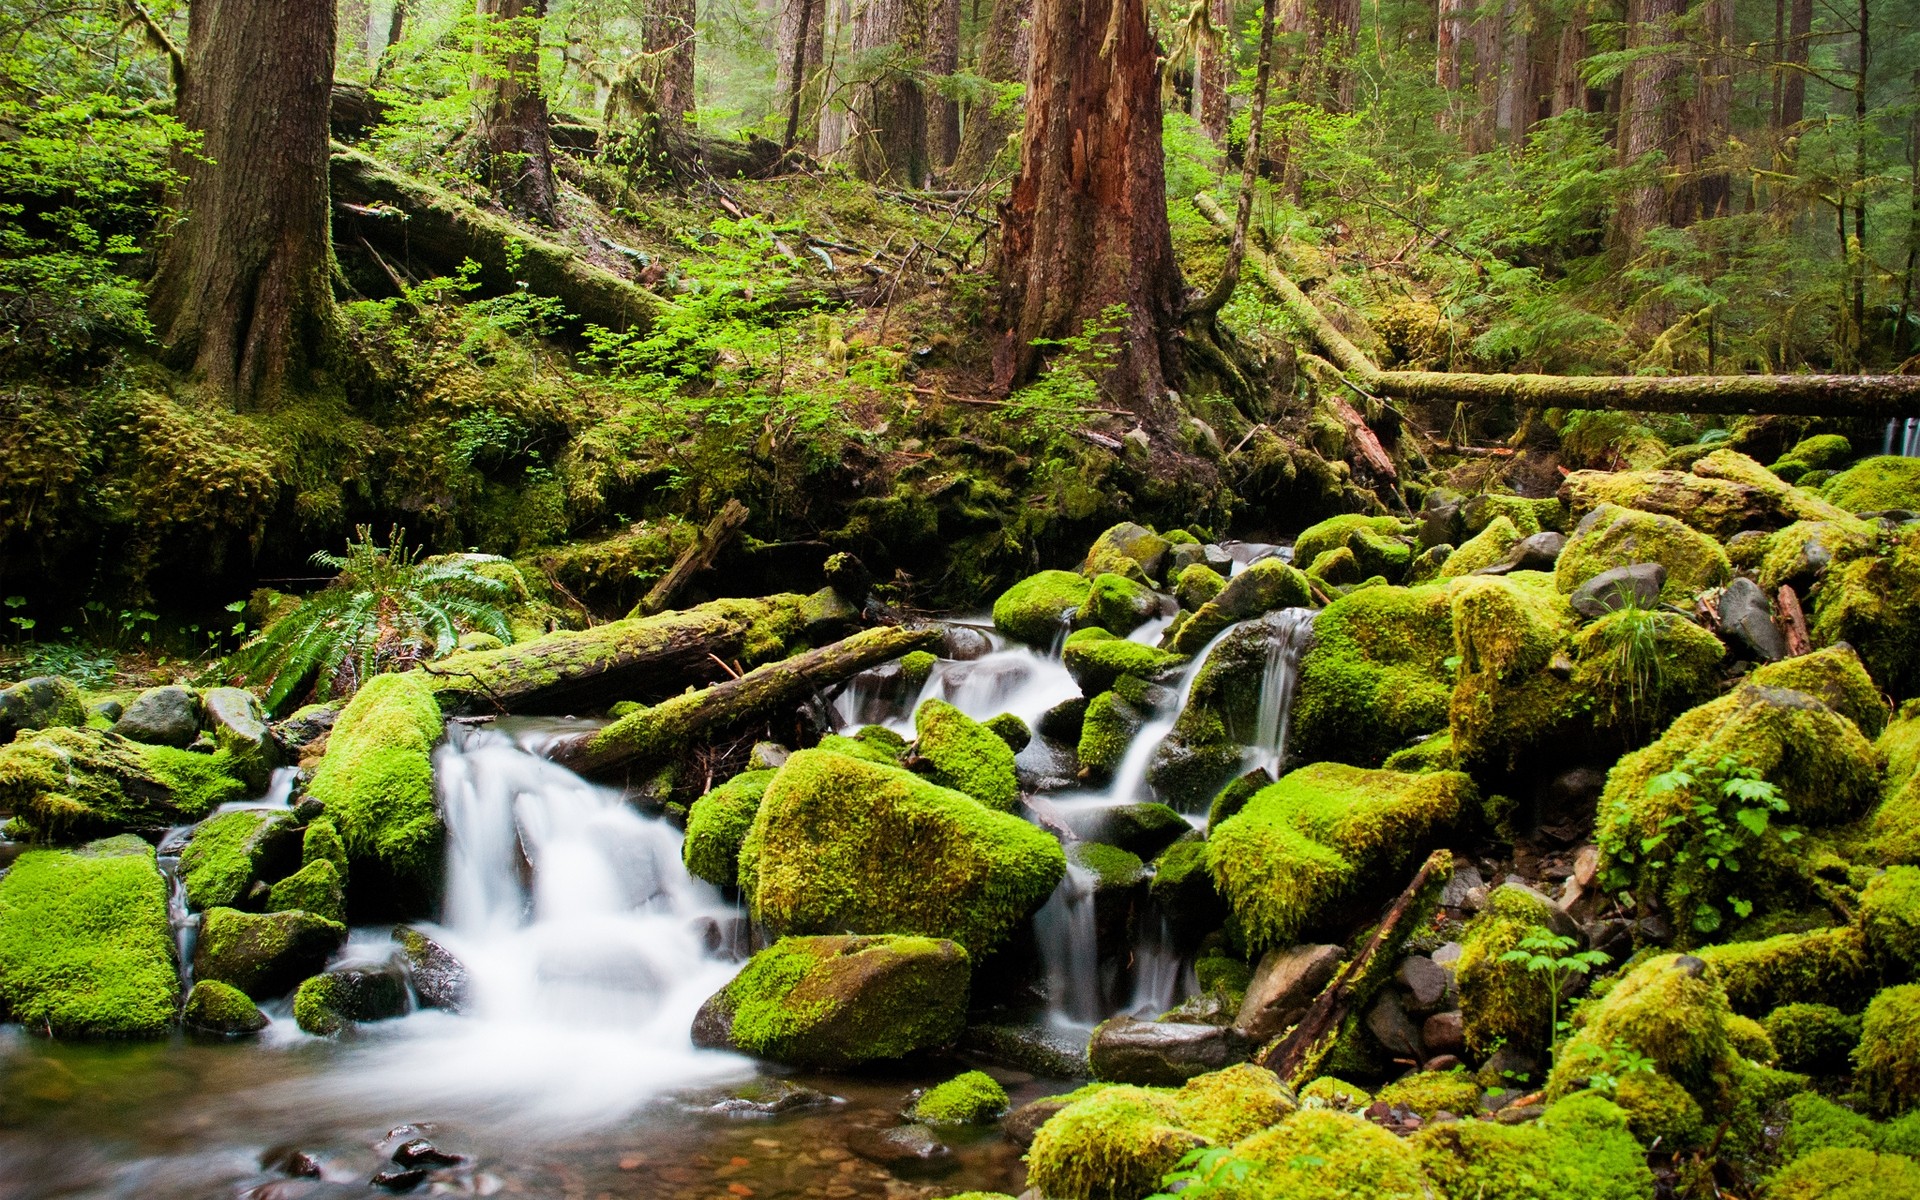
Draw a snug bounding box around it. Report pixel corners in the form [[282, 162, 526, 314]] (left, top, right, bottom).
[[0, 579, 1309, 1200]]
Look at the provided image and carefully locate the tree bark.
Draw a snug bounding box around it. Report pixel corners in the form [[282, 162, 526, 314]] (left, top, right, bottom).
[[478, 0, 560, 225], [148, 0, 341, 408], [777, 0, 827, 151], [1672, 0, 1731, 223], [995, 0, 1186, 435], [817, 0, 854, 158], [1612, 0, 1685, 253], [1197, 0, 1232, 142], [636, 499, 751, 617], [949, 0, 1031, 182], [927, 0, 961, 168], [1777, 0, 1810, 129], [1548, 1, 1587, 116], [847, 0, 930, 185], [1494, 0, 1530, 144], [1435, 0, 1463, 101], [644, 0, 698, 126]]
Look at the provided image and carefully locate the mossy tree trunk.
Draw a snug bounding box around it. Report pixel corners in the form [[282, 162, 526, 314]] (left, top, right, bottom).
[[993, 0, 1187, 437], [478, 0, 559, 225], [847, 0, 930, 185], [926, 0, 961, 169], [948, 0, 1030, 183], [147, 0, 342, 408], [643, 0, 698, 126], [1612, 0, 1686, 255]]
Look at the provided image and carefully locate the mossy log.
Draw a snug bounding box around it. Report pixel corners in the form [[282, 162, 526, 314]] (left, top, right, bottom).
[[1194, 194, 1920, 418], [550, 624, 943, 778], [636, 499, 750, 617], [329, 145, 659, 333]]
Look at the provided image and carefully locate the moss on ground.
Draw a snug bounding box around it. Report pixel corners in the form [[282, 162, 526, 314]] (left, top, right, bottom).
[[1766, 1004, 1861, 1075], [1456, 885, 1560, 1057], [1439, 516, 1522, 578], [1857, 984, 1920, 1114], [305, 672, 445, 892], [1548, 955, 1734, 1107], [0, 727, 247, 839], [1375, 1069, 1482, 1118], [1749, 645, 1889, 738], [1862, 867, 1920, 974], [683, 769, 777, 887], [914, 698, 1019, 810], [1873, 701, 1920, 864], [1554, 503, 1731, 601], [1297, 1075, 1371, 1111], [1411, 1092, 1654, 1200], [1223, 1110, 1427, 1200], [1571, 605, 1726, 735], [1768, 1146, 1920, 1198]]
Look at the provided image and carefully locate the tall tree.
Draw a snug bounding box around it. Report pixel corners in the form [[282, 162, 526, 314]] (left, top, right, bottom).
[[1775, 0, 1811, 129], [148, 0, 340, 407], [927, 0, 961, 168], [950, 0, 1030, 182], [1548, 1, 1588, 116], [776, 0, 826, 151], [1673, 0, 1732, 223], [478, 0, 559, 224], [1196, 0, 1232, 142], [643, 0, 697, 126], [1612, 0, 1686, 253], [1436, 0, 1464, 130], [994, 0, 1185, 431], [1190, 0, 1278, 318], [846, 0, 929, 185]]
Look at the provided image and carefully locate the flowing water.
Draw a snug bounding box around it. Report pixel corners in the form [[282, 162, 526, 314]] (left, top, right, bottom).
[[1886, 416, 1920, 459]]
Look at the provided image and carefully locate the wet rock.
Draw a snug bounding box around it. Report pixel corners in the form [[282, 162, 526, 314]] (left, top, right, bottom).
[[1169, 542, 1207, 575], [194, 908, 347, 1000], [370, 1165, 428, 1192], [823, 552, 872, 604], [1478, 1046, 1541, 1089], [1584, 917, 1633, 961], [1157, 990, 1237, 1026], [244, 1182, 368, 1199], [291, 795, 326, 823], [1147, 841, 1226, 946], [940, 624, 994, 661], [294, 964, 409, 1034], [1439, 865, 1484, 910], [1421, 492, 1465, 549], [275, 706, 338, 755], [1086, 1016, 1246, 1086], [1569, 563, 1667, 619], [393, 926, 470, 1012], [202, 686, 282, 791], [179, 809, 301, 911], [112, 686, 202, 747], [1635, 913, 1675, 946], [183, 979, 269, 1035], [1396, 956, 1453, 1014], [1718, 576, 1785, 662], [1431, 941, 1463, 968], [1003, 1096, 1074, 1148], [1234, 943, 1343, 1043], [392, 1139, 461, 1167], [1423, 1011, 1466, 1056], [1474, 532, 1566, 575], [261, 1146, 325, 1178], [961, 1022, 1090, 1078], [705, 1078, 839, 1116], [0, 676, 87, 741], [1365, 991, 1424, 1061], [1036, 697, 1088, 743], [1535, 767, 1606, 845], [747, 741, 790, 771], [1054, 802, 1190, 859], [845, 1123, 954, 1175]]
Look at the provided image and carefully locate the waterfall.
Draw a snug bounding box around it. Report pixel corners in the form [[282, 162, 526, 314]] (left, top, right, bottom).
[[1248, 608, 1318, 778], [1034, 863, 1102, 1026], [1125, 913, 1194, 1018], [1885, 417, 1920, 458]]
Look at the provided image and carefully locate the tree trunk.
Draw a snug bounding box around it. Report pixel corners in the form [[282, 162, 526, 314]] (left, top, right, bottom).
[[1548, 2, 1587, 116], [817, 0, 853, 158], [635, 499, 751, 617], [927, 0, 961, 168], [847, 0, 930, 185], [478, 0, 559, 225], [644, 0, 698, 126], [1435, 0, 1463, 119], [776, 0, 827, 151], [994, 0, 1186, 435], [1465, 1, 1499, 152], [1671, 0, 1731, 223], [950, 0, 1031, 182], [1198, 0, 1232, 142], [148, 0, 341, 408], [1494, 0, 1529, 144], [1310, 0, 1359, 112], [1777, 0, 1810, 129], [1612, 0, 1685, 254], [1190, 0, 1279, 319]]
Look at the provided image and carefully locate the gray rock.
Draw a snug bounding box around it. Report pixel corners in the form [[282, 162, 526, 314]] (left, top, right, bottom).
[[311, 964, 410, 1023], [113, 686, 202, 747], [1440, 865, 1486, 909], [1004, 1096, 1075, 1148], [962, 1022, 1090, 1079], [1421, 492, 1465, 549], [845, 1124, 953, 1174], [1423, 1010, 1465, 1056], [1365, 991, 1424, 1061], [0, 676, 86, 741], [202, 686, 281, 791], [1430, 941, 1463, 968], [704, 1079, 837, 1116], [1201, 545, 1235, 572], [275, 705, 338, 754], [1718, 576, 1784, 662], [1570, 563, 1667, 619], [1169, 543, 1208, 575], [1396, 956, 1453, 1013], [90, 699, 124, 724], [1087, 1016, 1246, 1086], [1475, 532, 1565, 575], [1479, 1045, 1541, 1089], [1234, 943, 1343, 1043], [393, 926, 469, 1012], [940, 624, 994, 661], [747, 741, 790, 771]]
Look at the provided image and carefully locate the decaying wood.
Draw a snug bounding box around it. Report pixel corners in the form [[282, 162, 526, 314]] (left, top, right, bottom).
[[636, 499, 751, 617], [1194, 193, 1920, 417], [1323, 396, 1397, 480], [549, 624, 944, 777], [1259, 849, 1453, 1083], [1777, 584, 1812, 657]]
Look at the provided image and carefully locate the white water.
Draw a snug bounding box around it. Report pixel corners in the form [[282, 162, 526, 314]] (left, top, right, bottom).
[[1247, 608, 1318, 778], [1034, 863, 1103, 1026], [1886, 417, 1920, 458]]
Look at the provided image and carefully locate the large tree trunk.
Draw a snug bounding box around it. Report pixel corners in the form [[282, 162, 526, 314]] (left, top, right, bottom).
[[1494, 0, 1529, 144], [1435, 0, 1464, 127], [1672, 0, 1731, 223], [1776, 0, 1811, 129], [994, 0, 1185, 435], [949, 0, 1031, 182], [478, 0, 560, 225], [1612, 0, 1686, 254], [847, 0, 930, 185], [148, 0, 341, 408], [1197, 0, 1232, 142], [927, 0, 961, 168], [644, 0, 698, 126], [776, 0, 827, 151], [1548, 2, 1587, 117]]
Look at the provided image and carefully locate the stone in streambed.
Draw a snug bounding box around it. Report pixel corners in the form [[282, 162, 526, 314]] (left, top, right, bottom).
[[183, 979, 269, 1035], [1233, 943, 1343, 1044], [845, 1123, 955, 1175], [1054, 801, 1189, 859], [393, 925, 469, 1012], [1086, 1016, 1247, 1086], [111, 686, 202, 747], [202, 686, 282, 791], [0, 676, 87, 742], [194, 907, 346, 1000], [293, 964, 410, 1035], [179, 808, 301, 911], [1717, 576, 1785, 661]]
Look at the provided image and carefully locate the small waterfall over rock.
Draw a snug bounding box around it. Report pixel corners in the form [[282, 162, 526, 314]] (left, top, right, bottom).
[[1248, 608, 1318, 777], [1034, 863, 1103, 1025], [1887, 417, 1920, 458]]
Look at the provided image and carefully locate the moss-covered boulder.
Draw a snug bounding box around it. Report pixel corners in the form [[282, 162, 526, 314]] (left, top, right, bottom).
[[910, 1070, 1009, 1125], [305, 672, 445, 903], [1769, 434, 1853, 481], [1696, 926, 1876, 1016], [1439, 516, 1524, 578], [266, 858, 346, 924], [1767, 1145, 1920, 1199], [182, 978, 268, 1035], [302, 817, 348, 879], [1293, 514, 1418, 581], [1062, 628, 1183, 696], [1174, 564, 1226, 612], [193, 906, 346, 1000], [1563, 451, 1850, 538], [1411, 1091, 1654, 1200], [0, 835, 179, 1038], [1456, 884, 1562, 1058], [178, 809, 300, 911], [691, 934, 968, 1067], [913, 698, 1019, 810], [1082, 573, 1161, 637], [1223, 1109, 1427, 1200], [1292, 583, 1456, 766], [1824, 456, 1920, 514], [1858, 984, 1920, 1114], [201, 686, 281, 792], [1555, 504, 1731, 602], [1757, 519, 1879, 593], [0, 675, 87, 741], [111, 685, 201, 747], [1166, 559, 1313, 655], [291, 964, 408, 1035], [1375, 1068, 1482, 1118], [1549, 955, 1734, 1106], [0, 727, 248, 840], [1208, 763, 1474, 950], [1864, 867, 1920, 975], [1148, 610, 1311, 808], [1809, 526, 1920, 700], [993, 570, 1092, 645], [1078, 690, 1143, 779], [1765, 1004, 1862, 1075], [683, 769, 776, 887], [1149, 841, 1226, 945], [737, 749, 1064, 953], [1447, 573, 1577, 769], [1082, 523, 1173, 583], [1571, 606, 1726, 735], [1746, 647, 1888, 740]]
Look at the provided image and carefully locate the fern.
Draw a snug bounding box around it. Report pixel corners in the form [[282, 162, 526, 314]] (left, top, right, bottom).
[[227, 526, 513, 715]]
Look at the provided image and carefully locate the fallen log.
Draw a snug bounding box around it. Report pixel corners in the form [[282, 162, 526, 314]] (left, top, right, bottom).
[[415, 595, 810, 716], [549, 624, 943, 778], [329, 145, 660, 333], [1194, 193, 1920, 418], [635, 499, 751, 617], [1259, 848, 1453, 1084]]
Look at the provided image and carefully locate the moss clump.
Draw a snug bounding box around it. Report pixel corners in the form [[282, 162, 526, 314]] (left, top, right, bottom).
[[1571, 606, 1726, 735], [1224, 1110, 1428, 1200], [1297, 1075, 1371, 1111], [1809, 526, 1920, 701], [1767, 1146, 1920, 1199], [898, 650, 937, 690], [1757, 520, 1878, 592], [1439, 516, 1523, 578], [1750, 644, 1889, 738], [1456, 885, 1560, 1057], [1412, 1092, 1654, 1200], [913, 698, 1019, 811], [1612, 1069, 1705, 1147], [1549, 955, 1734, 1104], [1857, 984, 1920, 1114], [305, 672, 445, 891], [1696, 927, 1876, 1016], [1174, 564, 1226, 612], [1063, 628, 1183, 696], [0, 836, 179, 1038], [193, 906, 347, 1000], [1447, 573, 1578, 769], [1824, 455, 1920, 514], [1862, 867, 1920, 974], [1292, 583, 1457, 766], [1306, 546, 1362, 587], [1728, 1012, 1777, 1061], [1294, 515, 1418, 581], [693, 934, 969, 1068], [1770, 434, 1853, 481], [179, 809, 298, 911], [1555, 504, 1732, 602], [1082, 522, 1173, 583], [813, 731, 905, 765], [0, 727, 248, 839], [0, 676, 88, 737], [1873, 702, 1920, 864], [1207, 762, 1474, 950], [737, 749, 1064, 954], [302, 818, 348, 880], [1168, 559, 1314, 655], [1069, 841, 1146, 888], [183, 978, 268, 1035], [683, 770, 776, 887], [911, 1070, 1009, 1124], [993, 570, 1092, 645], [1779, 1091, 1879, 1161], [1082, 573, 1161, 637], [265, 858, 346, 924], [983, 712, 1031, 752], [1375, 1069, 1482, 1118], [1078, 690, 1143, 779], [1765, 1004, 1862, 1075], [292, 973, 347, 1035]]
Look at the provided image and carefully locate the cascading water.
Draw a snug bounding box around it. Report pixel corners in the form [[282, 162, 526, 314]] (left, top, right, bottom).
[[1885, 416, 1920, 458], [1033, 863, 1103, 1026], [1247, 607, 1318, 777]]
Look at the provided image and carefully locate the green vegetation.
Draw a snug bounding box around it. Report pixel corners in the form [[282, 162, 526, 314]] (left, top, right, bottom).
[[1857, 985, 1920, 1115], [913, 698, 1019, 810], [179, 809, 297, 911], [0, 727, 248, 840], [682, 769, 777, 887], [1291, 584, 1456, 766], [911, 1070, 1010, 1124], [304, 671, 446, 893], [1554, 504, 1731, 602]]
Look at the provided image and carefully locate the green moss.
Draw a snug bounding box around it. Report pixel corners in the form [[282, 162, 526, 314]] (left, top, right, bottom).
[[179, 809, 297, 911], [1457, 885, 1560, 1057], [911, 1069, 1009, 1124], [1809, 526, 1920, 701], [1770, 435, 1853, 480], [1857, 984, 1920, 1114], [1571, 606, 1726, 735], [1767, 1147, 1920, 1199], [913, 698, 1019, 811], [1293, 514, 1417, 581], [1207, 762, 1474, 950], [293, 973, 345, 1036], [1168, 1064, 1296, 1142], [1174, 564, 1226, 612], [302, 818, 348, 880], [1692, 450, 1858, 524], [1082, 523, 1173, 584], [0, 836, 178, 1038], [265, 858, 345, 924], [1063, 628, 1183, 696], [305, 672, 445, 891], [0, 676, 87, 734], [1297, 1075, 1371, 1111], [1780, 1091, 1880, 1161], [0, 727, 247, 839], [1873, 702, 1920, 865], [737, 749, 1064, 954], [1381, 731, 1456, 773], [1549, 955, 1734, 1105], [1412, 1092, 1655, 1200], [899, 650, 937, 689], [1613, 1069, 1705, 1147], [983, 712, 1031, 752], [1862, 867, 1920, 974], [193, 906, 347, 1000], [1168, 559, 1315, 656], [1824, 456, 1920, 513], [1069, 842, 1146, 888], [993, 570, 1093, 645], [1696, 927, 1876, 1016], [814, 731, 905, 765], [1554, 504, 1732, 602], [1224, 1110, 1428, 1200], [1375, 1068, 1481, 1118], [1447, 573, 1578, 769], [1079, 690, 1143, 779], [1439, 516, 1523, 578], [182, 978, 267, 1035], [1728, 1012, 1777, 1061], [1765, 1004, 1863, 1074], [1758, 520, 1879, 592], [1292, 583, 1457, 766], [1082, 573, 1160, 637], [1306, 546, 1362, 587]]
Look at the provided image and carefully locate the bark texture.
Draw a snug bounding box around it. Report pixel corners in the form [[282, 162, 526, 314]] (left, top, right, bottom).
[[1777, 0, 1811, 129], [949, 0, 1031, 182], [644, 0, 698, 126], [478, 0, 560, 224], [776, 0, 827, 151], [847, 0, 930, 184], [1197, 0, 1231, 142], [927, 0, 962, 168], [995, 0, 1185, 433], [1613, 0, 1686, 251], [148, 0, 340, 407]]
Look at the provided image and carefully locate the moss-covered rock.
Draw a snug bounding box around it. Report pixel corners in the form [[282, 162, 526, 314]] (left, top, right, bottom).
[[265, 858, 346, 924], [910, 1070, 1009, 1124], [0, 727, 248, 839], [1874, 701, 1920, 865], [683, 769, 776, 888], [1824, 456, 1920, 514], [1749, 645, 1888, 737], [1078, 690, 1143, 780], [1224, 1109, 1427, 1200], [737, 749, 1064, 953], [1770, 434, 1853, 481], [1063, 628, 1183, 697], [292, 965, 410, 1036], [1208, 763, 1473, 950], [1147, 610, 1311, 807], [1555, 504, 1731, 602], [1148, 841, 1226, 945], [201, 686, 281, 792], [1697, 926, 1876, 1016], [1166, 559, 1313, 656], [1777, 1091, 1897, 1162], [1293, 515, 1418, 581], [1083, 573, 1161, 637], [1439, 516, 1524, 578], [912, 698, 1019, 811], [182, 978, 268, 1035], [1857, 984, 1920, 1114], [192, 906, 346, 1000], [1083, 523, 1174, 583], [1297, 1075, 1372, 1111], [1174, 564, 1226, 612], [899, 650, 937, 691], [1863, 867, 1920, 974], [993, 570, 1093, 645], [1463, 492, 1563, 538], [1292, 583, 1456, 766], [179, 809, 299, 911], [1560, 466, 1774, 539], [1549, 955, 1734, 1105], [1447, 573, 1578, 770], [1457, 885, 1561, 1057], [302, 817, 348, 880], [0, 835, 179, 1038], [1767, 1146, 1920, 1200], [1411, 1091, 1654, 1200], [691, 934, 968, 1067], [983, 712, 1031, 752], [305, 672, 445, 899], [1375, 1068, 1481, 1118], [1571, 606, 1726, 735], [1809, 526, 1920, 701], [0, 676, 88, 740], [1306, 546, 1363, 587], [1765, 1004, 1862, 1075], [1613, 1068, 1706, 1147], [1757, 519, 1879, 593]]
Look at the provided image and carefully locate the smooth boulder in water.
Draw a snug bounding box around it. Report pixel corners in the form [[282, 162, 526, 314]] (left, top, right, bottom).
[[179, 809, 301, 911], [194, 907, 347, 1000], [1086, 1016, 1248, 1086], [294, 964, 410, 1035]]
